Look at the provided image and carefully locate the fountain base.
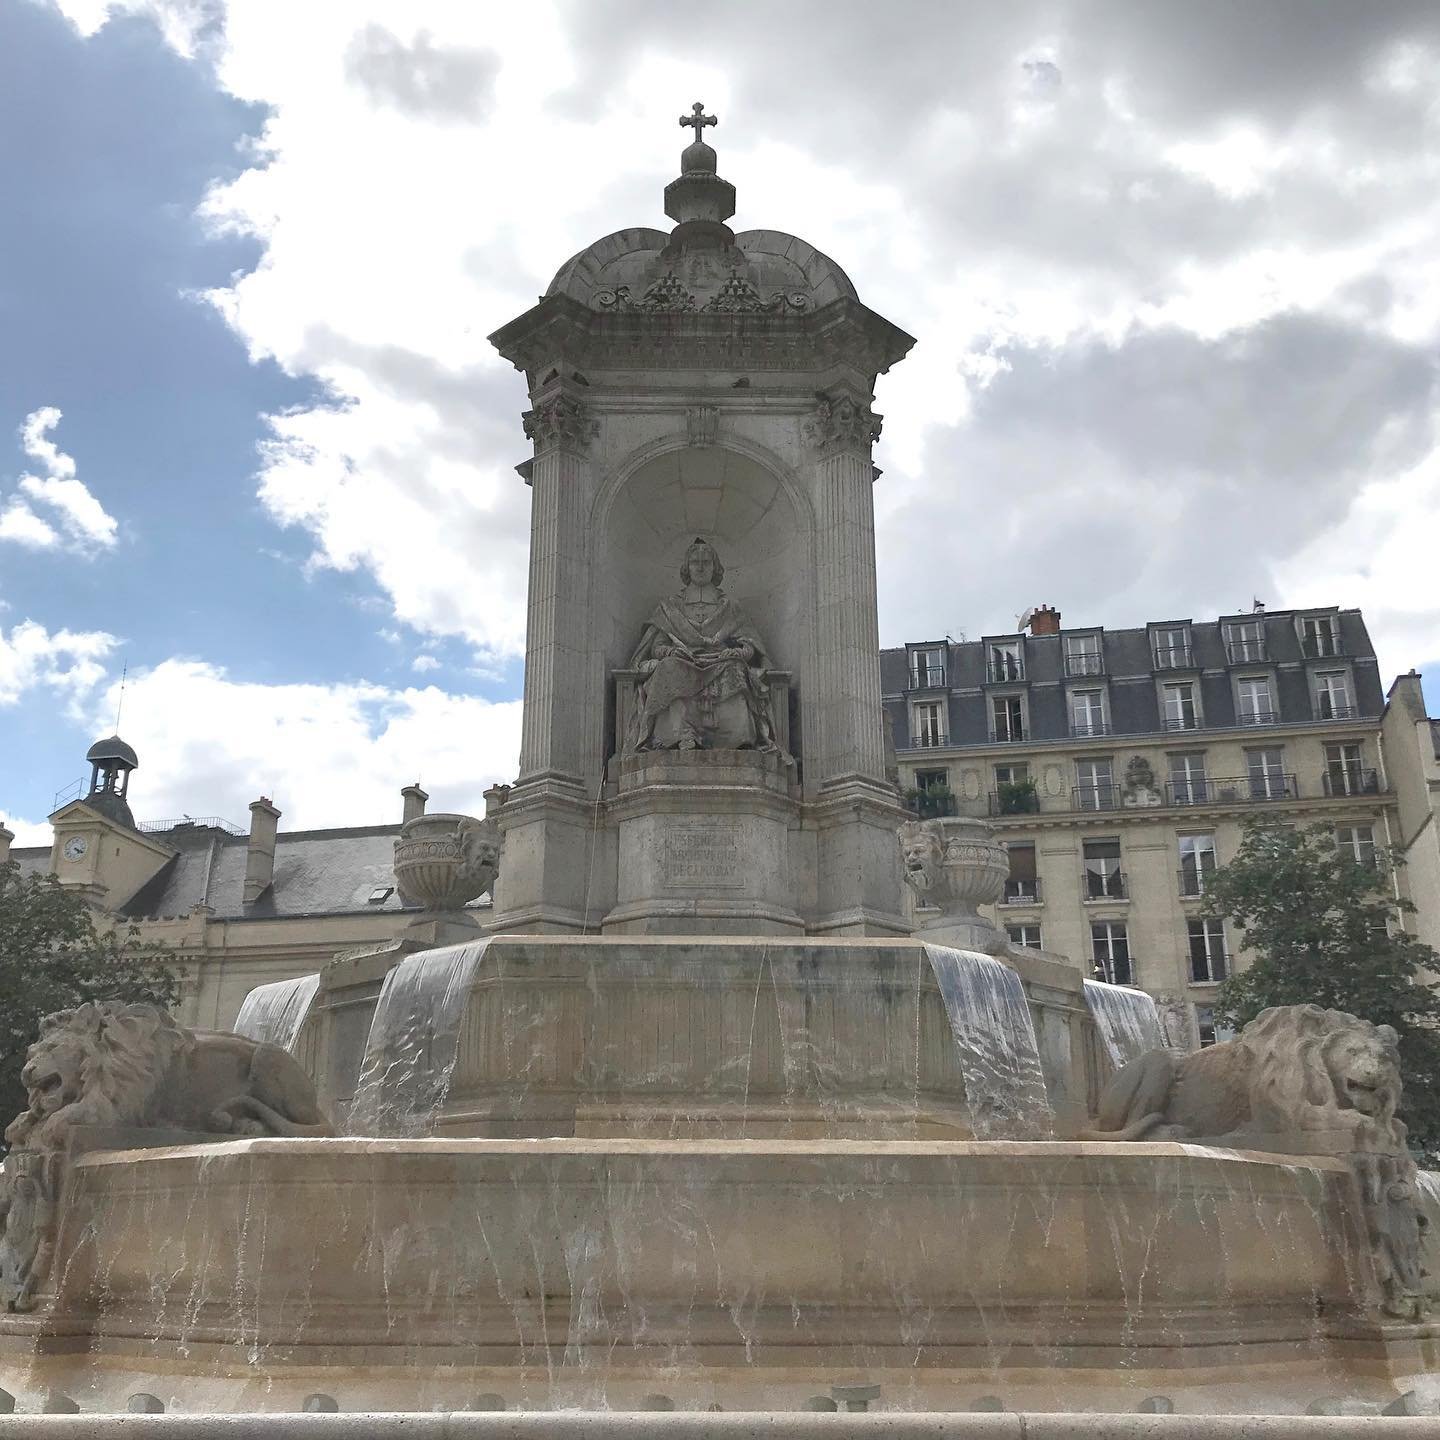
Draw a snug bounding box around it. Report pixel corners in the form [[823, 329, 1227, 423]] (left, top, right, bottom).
[[4, 1137, 1435, 1413]]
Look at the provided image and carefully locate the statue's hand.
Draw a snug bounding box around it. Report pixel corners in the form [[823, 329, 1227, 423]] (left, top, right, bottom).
[[652, 645, 675, 661]]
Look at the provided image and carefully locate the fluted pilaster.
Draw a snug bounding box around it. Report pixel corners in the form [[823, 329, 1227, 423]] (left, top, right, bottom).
[[805, 392, 887, 785]]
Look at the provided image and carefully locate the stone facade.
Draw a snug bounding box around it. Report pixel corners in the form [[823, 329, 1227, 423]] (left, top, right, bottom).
[[1381, 671, 1440, 960], [884, 607, 1406, 1046]]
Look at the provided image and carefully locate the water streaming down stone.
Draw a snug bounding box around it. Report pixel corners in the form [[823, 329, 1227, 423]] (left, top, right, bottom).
[[348, 939, 490, 1136], [1082, 979, 1167, 1070], [922, 945, 1053, 1138], [232, 973, 320, 1053]]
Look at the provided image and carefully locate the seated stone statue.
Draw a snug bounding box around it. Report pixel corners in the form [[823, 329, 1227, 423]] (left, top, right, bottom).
[[626, 537, 780, 753]]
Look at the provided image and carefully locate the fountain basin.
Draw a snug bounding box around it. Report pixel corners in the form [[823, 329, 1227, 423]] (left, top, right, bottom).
[[2, 1136, 1405, 1412]]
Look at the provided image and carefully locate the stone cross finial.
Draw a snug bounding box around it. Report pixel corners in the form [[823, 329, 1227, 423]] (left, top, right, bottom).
[[680, 102, 717, 137]]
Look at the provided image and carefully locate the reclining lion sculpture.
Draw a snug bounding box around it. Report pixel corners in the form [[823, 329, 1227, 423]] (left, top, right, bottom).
[[0, 1000, 332, 1312], [1085, 1003, 1428, 1319], [5, 1000, 333, 1154], [1085, 1003, 1403, 1150]]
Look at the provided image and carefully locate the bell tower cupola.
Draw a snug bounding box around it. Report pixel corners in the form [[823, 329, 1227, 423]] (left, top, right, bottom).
[[84, 734, 139, 829]]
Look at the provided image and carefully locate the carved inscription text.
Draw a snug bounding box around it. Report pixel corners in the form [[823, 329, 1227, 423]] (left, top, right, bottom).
[[662, 820, 743, 889]]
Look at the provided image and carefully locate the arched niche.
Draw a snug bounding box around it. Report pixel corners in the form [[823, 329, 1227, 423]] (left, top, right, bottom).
[[596, 443, 813, 692]]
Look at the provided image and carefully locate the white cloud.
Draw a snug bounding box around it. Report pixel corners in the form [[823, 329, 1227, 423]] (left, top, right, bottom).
[[5, 408, 119, 551], [0, 816, 53, 848], [0, 619, 116, 708], [411, 654, 440, 673], [92, 659, 521, 829], [46, 0, 1440, 691]]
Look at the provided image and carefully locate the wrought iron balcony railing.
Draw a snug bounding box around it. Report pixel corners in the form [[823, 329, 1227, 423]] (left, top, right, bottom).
[[1314, 702, 1358, 721], [1161, 715, 1201, 731], [987, 660, 1026, 683], [1072, 782, 1122, 812], [989, 787, 1041, 816], [911, 732, 950, 749], [908, 667, 947, 690], [1322, 767, 1381, 797], [1154, 644, 1193, 669], [903, 789, 957, 819], [988, 726, 1027, 743], [1226, 640, 1268, 663], [1068, 718, 1111, 738], [1000, 878, 1043, 906], [1302, 634, 1346, 659], [1064, 653, 1105, 677], [1236, 708, 1278, 726], [1177, 866, 1217, 899]]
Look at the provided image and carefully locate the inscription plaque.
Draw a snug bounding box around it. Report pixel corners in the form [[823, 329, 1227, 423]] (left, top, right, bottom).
[[662, 819, 744, 889]]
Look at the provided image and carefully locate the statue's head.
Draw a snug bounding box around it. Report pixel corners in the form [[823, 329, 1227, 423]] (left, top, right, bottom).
[[679, 537, 723, 587]]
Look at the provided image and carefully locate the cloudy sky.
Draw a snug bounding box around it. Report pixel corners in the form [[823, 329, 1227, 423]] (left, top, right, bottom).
[[2, 0, 1438, 843]]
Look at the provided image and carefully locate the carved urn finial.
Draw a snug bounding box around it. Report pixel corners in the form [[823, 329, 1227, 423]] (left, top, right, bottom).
[[393, 812, 500, 914]]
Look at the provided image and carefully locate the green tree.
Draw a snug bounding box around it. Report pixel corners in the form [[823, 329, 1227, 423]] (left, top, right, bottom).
[[0, 859, 178, 1147], [1205, 819, 1440, 1158]]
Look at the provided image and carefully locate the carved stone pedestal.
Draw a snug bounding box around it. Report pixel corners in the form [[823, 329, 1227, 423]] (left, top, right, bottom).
[[602, 749, 802, 934]]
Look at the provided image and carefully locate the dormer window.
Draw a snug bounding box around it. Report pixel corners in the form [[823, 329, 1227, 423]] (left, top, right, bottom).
[[1225, 619, 1266, 663], [988, 639, 1025, 683], [909, 645, 947, 689], [1299, 614, 1342, 659], [1153, 625, 1192, 670], [1064, 633, 1103, 676]]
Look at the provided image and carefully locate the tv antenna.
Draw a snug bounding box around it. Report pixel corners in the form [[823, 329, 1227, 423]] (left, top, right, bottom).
[[113, 663, 127, 732]]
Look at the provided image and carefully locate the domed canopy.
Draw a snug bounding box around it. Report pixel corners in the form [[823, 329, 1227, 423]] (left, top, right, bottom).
[[543, 102, 860, 317], [86, 734, 138, 769]]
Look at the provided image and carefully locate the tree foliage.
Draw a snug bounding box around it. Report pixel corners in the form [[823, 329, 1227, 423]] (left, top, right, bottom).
[[1206, 819, 1440, 1158], [0, 859, 178, 1145]]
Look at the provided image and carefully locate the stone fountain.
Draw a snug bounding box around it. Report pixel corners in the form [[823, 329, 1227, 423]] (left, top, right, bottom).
[[1, 108, 1438, 1426]]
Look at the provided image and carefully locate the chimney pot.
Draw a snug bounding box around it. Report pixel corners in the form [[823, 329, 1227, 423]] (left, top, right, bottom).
[[1028, 604, 1062, 636], [401, 783, 428, 824], [244, 797, 281, 906]]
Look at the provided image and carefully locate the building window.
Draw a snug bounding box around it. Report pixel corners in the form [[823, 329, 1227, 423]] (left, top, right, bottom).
[[993, 761, 1039, 815], [1065, 633, 1103, 676], [1003, 841, 1040, 903], [990, 694, 1025, 742], [1300, 614, 1342, 659], [1313, 670, 1354, 721], [1188, 918, 1228, 982], [1235, 675, 1275, 725], [1324, 741, 1375, 796], [1194, 1005, 1235, 1048], [1069, 688, 1108, 737], [1225, 619, 1266, 664], [1168, 752, 1208, 805], [1083, 838, 1125, 899], [1178, 833, 1217, 897], [988, 639, 1025, 683], [1246, 747, 1289, 800], [1074, 757, 1116, 811], [912, 700, 946, 747], [1335, 824, 1377, 869], [1153, 625, 1192, 669], [1007, 923, 1043, 950], [1161, 680, 1200, 730], [367, 885, 394, 904], [1091, 921, 1132, 985], [910, 645, 946, 689]]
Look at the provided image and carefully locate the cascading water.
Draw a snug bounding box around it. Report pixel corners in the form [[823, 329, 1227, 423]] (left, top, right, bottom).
[[347, 938, 489, 1136], [923, 944, 1052, 1139], [232, 972, 320, 1053], [1082, 978, 1167, 1070]]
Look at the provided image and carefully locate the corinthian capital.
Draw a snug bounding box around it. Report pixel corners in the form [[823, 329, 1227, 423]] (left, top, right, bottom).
[[521, 393, 599, 453], [803, 393, 883, 453]]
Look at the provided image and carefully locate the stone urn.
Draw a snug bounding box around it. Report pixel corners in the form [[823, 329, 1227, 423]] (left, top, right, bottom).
[[393, 812, 500, 913], [898, 814, 1009, 950]]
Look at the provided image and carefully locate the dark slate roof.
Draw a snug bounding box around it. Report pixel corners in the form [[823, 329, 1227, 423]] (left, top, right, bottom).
[[9, 848, 52, 881], [121, 823, 409, 919], [86, 734, 138, 768]]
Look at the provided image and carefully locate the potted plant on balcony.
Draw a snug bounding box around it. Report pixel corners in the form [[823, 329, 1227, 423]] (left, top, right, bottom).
[[996, 778, 1040, 815], [904, 785, 957, 819]]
